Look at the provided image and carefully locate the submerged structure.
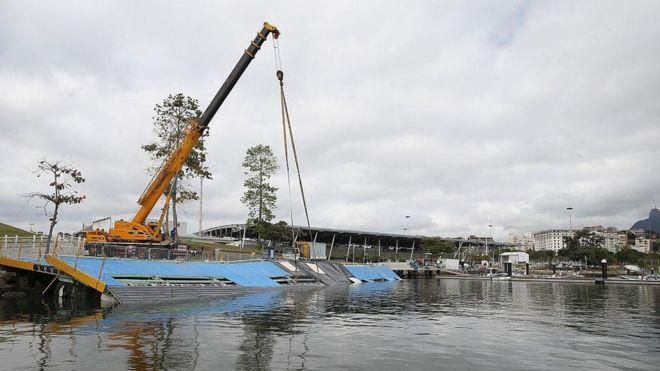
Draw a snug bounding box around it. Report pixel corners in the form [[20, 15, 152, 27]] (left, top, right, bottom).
[[0, 236, 400, 305]]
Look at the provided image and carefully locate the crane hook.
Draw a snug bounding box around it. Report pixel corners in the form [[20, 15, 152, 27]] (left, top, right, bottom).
[[276, 70, 284, 86]]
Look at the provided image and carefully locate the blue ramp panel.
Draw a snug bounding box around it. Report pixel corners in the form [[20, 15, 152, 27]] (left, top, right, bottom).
[[59, 257, 289, 287], [344, 265, 400, 282]]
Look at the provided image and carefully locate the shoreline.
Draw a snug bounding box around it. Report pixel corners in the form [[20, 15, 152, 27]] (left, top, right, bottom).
[[436, 275, 660, 285]]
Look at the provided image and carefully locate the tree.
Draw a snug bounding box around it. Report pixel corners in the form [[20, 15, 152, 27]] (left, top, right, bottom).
[[24, 160, 85, 254], [614, 247, 644, 265], [241, 145, 279, 225], [255, 220, 292, 247], [422, 237, 455, 256], [529, 250, 556, 262], [559, 230, 609, 265], [141, 93, 211, 240]]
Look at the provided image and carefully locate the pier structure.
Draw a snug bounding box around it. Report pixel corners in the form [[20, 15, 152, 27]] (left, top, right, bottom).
[[0, 234, 400, 305], [198, 224, 516, 261]]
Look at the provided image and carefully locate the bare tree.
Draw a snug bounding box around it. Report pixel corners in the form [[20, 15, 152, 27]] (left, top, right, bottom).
[[23, 160, 85, 254]]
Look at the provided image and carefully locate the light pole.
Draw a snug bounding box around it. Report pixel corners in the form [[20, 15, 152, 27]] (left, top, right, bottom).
[[566, 207, 574, 232], [404, 215, 411, 260], [488, 224, 494, 263]]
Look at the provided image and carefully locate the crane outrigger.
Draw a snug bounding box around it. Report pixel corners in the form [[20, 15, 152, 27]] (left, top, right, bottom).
[[85, 22, 280, 251]]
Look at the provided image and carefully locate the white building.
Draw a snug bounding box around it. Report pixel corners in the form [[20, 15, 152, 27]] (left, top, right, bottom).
[[597, 231, 625, 253], [499, 251, 529, 264], [632, 237, 650, 253], [533, 229, 574, 252], [508, 232, 534, 251]]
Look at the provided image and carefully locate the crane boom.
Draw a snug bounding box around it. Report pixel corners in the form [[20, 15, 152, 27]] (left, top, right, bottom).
[[132, 22, 280, 225], [85, 22, 279, 246]]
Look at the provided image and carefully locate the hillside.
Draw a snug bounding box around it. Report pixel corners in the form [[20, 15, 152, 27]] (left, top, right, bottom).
[[0, 222, 34, 237], [631, 208, 660, 234]]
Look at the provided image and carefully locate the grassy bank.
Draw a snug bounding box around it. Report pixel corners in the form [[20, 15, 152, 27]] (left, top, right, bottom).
[[0, 222, 34, 237]]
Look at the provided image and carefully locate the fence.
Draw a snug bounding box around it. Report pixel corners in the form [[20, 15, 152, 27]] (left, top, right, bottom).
[[0, 234, 82, 262], [0, 234, 262, 263]]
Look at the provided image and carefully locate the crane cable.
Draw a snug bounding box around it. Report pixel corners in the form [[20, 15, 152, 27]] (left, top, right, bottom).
[[273, 39, 314, 247], [273, 39, 295, 243]]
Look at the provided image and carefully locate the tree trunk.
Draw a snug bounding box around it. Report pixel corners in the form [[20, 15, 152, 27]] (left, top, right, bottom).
[[258, 161, 263, 223], [45, 203, 59, 255], [164, 201, 170, 241], [172, 176, 179, 243]]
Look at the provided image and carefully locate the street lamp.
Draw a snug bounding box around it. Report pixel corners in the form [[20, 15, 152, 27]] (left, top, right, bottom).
[[404, 215, 410, 232], [566, 207, 574, 232], [488, 224, 494, 263]]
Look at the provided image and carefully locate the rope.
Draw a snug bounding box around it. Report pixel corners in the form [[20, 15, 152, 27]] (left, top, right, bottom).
[[274, 39, 294, 242], [276, 68, 313, 246]]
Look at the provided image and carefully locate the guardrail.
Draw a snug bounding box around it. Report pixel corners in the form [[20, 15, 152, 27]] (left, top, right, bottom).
[[0, 234, 82, 262], [0, 234, 262, 263]]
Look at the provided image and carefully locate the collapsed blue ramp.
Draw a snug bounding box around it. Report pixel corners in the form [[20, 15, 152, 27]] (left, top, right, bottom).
[[59, 257, 288, 287], [344, 264, 400, 282]]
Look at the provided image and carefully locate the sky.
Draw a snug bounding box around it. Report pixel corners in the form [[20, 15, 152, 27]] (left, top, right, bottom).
[[1, 1, 659, 240]]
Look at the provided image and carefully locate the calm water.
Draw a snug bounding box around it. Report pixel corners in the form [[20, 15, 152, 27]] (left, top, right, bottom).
[[1, 279, 659, 370]]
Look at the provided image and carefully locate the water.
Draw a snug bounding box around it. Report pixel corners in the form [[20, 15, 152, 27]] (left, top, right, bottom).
[[1, 279, 659, 370]]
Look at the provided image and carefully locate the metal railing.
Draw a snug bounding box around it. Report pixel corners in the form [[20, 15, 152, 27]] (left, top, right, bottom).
[[1, 234, 83, 262], [0, 234, 263, 263]]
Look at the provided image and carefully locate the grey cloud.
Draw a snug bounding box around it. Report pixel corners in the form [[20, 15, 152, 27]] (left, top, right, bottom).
[[1, 1, 658, 240]]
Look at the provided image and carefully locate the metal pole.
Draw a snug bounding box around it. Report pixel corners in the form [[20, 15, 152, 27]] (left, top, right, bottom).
[[346, 235, 352, 261], [17, 235, 22, 259], [409, 240, 416, 261], [378, 239, 381, 262], [395, 239, 399, 260], [352, 240, 355, 263], [199, 171, 203, 236], [363, 237, 367, 263], [241, 226, 247, 251], [327, 233, 335, 261]]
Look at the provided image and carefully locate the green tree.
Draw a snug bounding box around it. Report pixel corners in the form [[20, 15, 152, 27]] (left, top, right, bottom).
[[255, 220, 292, 246], [529, 250, 556, 262], [422, 237, 455, 256], [241, 144, 279, 224], [614, 247, 645, 265], [24, 160, 85, 253], [559, 230, 610, 264], [141, 93, 211, 240]]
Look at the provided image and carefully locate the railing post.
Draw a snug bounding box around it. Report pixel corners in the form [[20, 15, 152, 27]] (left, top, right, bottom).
[[37, 238, 43, 265], [148, 248, 151, 260], [17, 236, 23, 259], [52, 234, 60, 256], [32, 235, 36, 257], [74, 238, 84, 271], [97, 254, 107, 291]]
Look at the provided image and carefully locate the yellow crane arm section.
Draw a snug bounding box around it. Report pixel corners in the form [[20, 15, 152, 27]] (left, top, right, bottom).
[[131, 22, 280, 227], [132, 120, 202, 224], [85, 22, 280, 245]]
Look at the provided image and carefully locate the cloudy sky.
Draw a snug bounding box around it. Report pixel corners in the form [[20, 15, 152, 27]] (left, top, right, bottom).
[[1, 1, 658, 240]]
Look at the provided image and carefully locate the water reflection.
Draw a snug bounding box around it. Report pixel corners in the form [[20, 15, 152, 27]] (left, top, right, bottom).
[[1, 281, 659, 370]]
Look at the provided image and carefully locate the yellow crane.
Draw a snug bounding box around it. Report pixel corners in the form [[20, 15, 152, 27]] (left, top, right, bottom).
[[85, 22, 280, 250]]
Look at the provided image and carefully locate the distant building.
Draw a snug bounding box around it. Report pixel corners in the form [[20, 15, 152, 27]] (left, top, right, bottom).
[[598, 230, 625, 252], [533, 229, 574, 252], [508, 232, 534, 251], [499, 251, 529, 264], [467, 235, 493, 243], [632, 237, 650, 253]]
